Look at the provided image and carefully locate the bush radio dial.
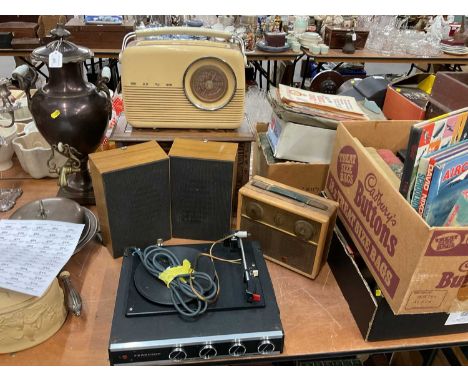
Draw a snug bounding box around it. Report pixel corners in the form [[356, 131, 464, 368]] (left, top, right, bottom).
[[184, 57, 237, 111]]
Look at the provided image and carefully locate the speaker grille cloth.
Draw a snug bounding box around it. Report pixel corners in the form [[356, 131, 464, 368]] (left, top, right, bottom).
[[240, 217, 317, 274], [104, 160, 171, 257], [123, 87, 244, 124], [171, 157, 233, 240]]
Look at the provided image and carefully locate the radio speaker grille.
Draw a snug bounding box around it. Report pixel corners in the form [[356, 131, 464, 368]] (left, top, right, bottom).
[[123, 86, 244, 125], [240, 217, 318, 274]]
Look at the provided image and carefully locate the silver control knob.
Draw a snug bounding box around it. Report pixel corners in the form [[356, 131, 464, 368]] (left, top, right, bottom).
[[229, 342, 247, 357], [168, 347, 187, 362], [199, 344, 217, 359], [257, 340, 275, 354]]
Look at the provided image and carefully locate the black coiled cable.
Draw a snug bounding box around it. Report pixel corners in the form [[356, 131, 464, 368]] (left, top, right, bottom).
[[131, 245, 218, 318]]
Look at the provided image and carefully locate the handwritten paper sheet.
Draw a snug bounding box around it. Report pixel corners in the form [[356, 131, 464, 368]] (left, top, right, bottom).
[[0, 220, 84, 297]]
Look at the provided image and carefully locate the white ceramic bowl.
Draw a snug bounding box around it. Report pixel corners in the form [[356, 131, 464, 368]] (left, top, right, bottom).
[[0, 124, 18, 171], [23, 121, 39, 135], [12, 131, 67, 179]]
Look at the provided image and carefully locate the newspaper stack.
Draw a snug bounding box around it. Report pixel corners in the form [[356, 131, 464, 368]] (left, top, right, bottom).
[[278, 84, 368, 121]]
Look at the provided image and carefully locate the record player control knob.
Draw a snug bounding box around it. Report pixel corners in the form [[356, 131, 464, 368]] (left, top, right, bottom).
[[294, 220, 315, 241], [229, 341, 247, 357], [169, 347, 187, 362], [199, 344, 217, 359], [246, 202, 264, 220], [257, 340, 275, 354]]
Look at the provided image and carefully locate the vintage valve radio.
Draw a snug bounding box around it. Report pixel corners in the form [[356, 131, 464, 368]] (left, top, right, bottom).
[[120, 27, 246, 129], [237, 176, 339, 279]]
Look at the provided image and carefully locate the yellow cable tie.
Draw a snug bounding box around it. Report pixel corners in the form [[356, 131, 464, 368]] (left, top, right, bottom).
[[158, 259, 193, 288]]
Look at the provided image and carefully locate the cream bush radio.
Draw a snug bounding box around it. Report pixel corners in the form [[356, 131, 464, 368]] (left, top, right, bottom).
[[120, 27, 246, 129]]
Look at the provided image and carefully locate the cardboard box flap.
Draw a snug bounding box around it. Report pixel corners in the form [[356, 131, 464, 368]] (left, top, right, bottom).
[[340, 120, 415, 151]]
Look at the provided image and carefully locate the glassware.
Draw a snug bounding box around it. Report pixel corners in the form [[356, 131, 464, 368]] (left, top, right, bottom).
[[294, 16, 308, 34]]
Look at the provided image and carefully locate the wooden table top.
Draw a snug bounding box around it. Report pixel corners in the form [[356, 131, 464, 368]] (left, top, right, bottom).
[[110, 114, 255, 143], [1, 171, 468, 365], [303, 48, 468, 65]]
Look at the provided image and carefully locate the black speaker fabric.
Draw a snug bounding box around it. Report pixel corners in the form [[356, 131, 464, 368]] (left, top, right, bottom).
[[104, 160, 171, 257], [170, 157, 233, 240]]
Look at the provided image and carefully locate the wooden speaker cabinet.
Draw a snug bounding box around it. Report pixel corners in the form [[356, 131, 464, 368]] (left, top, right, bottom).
[[89, 141, 171, 258], [237, 176, 338, 279], [169, 138, 238, 240]]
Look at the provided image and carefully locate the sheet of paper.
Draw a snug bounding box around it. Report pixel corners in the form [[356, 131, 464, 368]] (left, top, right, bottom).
[[0, 219, 85, 297]]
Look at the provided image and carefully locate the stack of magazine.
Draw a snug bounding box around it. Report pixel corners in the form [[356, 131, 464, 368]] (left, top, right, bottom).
[[277, 84, 368, 121], [400, 107, 468, 227]]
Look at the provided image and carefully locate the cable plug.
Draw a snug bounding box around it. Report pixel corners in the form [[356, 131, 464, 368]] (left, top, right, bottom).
[[234, 231, 249, 238]]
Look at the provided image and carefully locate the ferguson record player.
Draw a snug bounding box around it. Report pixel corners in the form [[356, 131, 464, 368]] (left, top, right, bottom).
[[108, 238, 284, 365]]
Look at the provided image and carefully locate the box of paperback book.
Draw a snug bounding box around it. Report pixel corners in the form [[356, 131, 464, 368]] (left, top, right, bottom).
[[325, 120, 468, 315]]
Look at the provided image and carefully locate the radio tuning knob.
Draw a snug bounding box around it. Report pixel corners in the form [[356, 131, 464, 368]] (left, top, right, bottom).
[[274, 213, 285, 226], [228, 341, 247, 357], [168, 347, 187, 362], [199, 344, 217, 359], [246, 202, 264, 220], [257, 340, 275, 354], [294, 220, 315, 241]]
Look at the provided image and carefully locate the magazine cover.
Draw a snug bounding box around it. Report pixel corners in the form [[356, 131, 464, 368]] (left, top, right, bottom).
[[422, 147, 468, 219], [425, 171, 468, 227], [444, 189, 468, 226], [415, 142, 468, 214], [399, 107, 468, 199]]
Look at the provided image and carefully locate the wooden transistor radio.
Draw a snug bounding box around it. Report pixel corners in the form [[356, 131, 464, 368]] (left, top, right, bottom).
[[120, 27, 246, 129], [237, 176, 338, 279], [89, 141, 171, 258]]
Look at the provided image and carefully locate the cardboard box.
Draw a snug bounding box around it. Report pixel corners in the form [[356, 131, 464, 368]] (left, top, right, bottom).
[[253, 123, 329, 195], [325, 120, 468, 315], [328, 221, 468, 341], [267, 114, 337, 163], [383, 74, 430, 121], [430, 72, 468, 111]]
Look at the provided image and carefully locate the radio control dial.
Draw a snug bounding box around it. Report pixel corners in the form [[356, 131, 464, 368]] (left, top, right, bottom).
[[199, 344, 217, 359], [294, 220, 315, 241], [257, 340, 275, 354], [246, 202, 263, 220], [229, 342, 247, 357], [274, 213, 285, 226], [169, 347, 187, 362]]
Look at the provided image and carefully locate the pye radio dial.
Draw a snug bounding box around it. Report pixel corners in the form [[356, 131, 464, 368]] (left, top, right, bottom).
[[274, 213, 285, 226], [169, 347, 187, 361], [199, 344, 217, 359], [257, 339, 275, 354], [229, 341, 247, 357], [294, 220, 315, 241], [246, 202, 264, 220]]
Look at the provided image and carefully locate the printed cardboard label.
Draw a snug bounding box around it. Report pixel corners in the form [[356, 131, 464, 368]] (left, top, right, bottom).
[[425, 230, 468, 257], [327, 172, 400, 298], [405, 290, 447, 310]]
